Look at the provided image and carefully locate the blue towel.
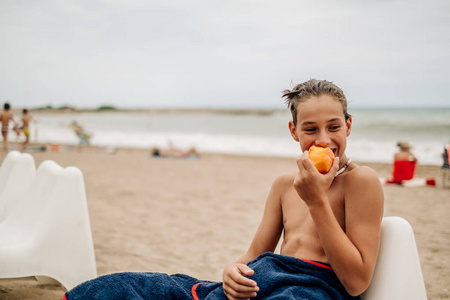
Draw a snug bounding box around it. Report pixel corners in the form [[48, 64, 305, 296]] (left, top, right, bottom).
[[65, 252, 360, 300]]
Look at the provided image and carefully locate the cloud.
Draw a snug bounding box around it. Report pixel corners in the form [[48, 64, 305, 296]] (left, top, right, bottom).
[[0, 0, 449, 108]]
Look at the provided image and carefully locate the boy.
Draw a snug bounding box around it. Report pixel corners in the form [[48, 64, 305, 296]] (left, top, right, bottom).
[[0, 103, 16, 153], [21, 109, 33, 151], [65, 79, 384, 300], [222, 79, 384, 299]]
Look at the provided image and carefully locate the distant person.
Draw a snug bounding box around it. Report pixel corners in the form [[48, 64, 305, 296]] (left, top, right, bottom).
[[69, 120, 91, 146], [151, 146, 199, 159], [394, 140, 417, 162], [442, 141, 450, 169], [438, 141, 450, 188], [0, 103, 16, 154], [387, 140, 417, 184], [20, 109, 33, 151]]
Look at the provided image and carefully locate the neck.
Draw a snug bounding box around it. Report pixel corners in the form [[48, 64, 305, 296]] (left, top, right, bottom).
[[335, 157, 351, 177]]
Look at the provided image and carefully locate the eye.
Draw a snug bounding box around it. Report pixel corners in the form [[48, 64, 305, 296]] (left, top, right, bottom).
[[303, 127, 317, 133], [329, 125, 341, 131]]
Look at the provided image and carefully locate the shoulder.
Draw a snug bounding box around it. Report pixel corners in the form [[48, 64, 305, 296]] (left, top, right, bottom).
[[343, 165, 384, 206], [268, 172, 296, 195], [272, 172, 295, 188], [345, 165, 380, 183]]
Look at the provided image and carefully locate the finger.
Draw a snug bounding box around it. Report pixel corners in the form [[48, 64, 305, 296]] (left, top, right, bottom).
[[321, 157, 340, 182], [224, 269, 258, 295], [229, 273, 258, 290], [227, 280, 259, 293], [224, 289, 252, 300], [224, 287, 257, 300], [223, 281, 258, 299], [224, 264, 258, 289], [237, 264, 255, 277], [224, 288, 256, 300], [295, 151, 308, 172], [327, 156, 340, 177], [232, 266, 257, 289], [300, 150, 315, 173]]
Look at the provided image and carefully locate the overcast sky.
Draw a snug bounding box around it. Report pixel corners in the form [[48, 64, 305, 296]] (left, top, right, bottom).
[[1, 0, 449, 109]]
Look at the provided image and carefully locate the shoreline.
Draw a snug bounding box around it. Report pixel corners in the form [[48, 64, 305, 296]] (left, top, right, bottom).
[[7, 141, 445, 168]]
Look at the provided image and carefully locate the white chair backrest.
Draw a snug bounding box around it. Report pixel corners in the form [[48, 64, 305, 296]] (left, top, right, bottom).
[[0, 159, 97, 290], [361, 216, 427, 300], [0, 151, 21, 192], [0, 151, 36, 222], [0, 160, 61, 242]]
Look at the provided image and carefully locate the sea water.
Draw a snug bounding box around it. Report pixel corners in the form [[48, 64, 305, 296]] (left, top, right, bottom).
[[23, 107, 450, 165]]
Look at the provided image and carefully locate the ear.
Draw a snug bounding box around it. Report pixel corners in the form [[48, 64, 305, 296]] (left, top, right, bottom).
[[288, 121, 299, 142], [346, 116, 352, 137]]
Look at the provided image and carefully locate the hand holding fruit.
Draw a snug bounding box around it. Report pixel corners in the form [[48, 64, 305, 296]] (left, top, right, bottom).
[[293, 146, 338, 206]]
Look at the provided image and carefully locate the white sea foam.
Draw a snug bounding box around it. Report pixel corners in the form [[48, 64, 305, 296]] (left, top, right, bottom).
[[20, 108, 450, 166]]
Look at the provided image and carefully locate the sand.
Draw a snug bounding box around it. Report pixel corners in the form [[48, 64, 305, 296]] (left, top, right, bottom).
[[0, 147, 449, 299]]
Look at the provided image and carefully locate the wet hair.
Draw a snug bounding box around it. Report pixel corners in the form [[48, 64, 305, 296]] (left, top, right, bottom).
[[282, 79, 351, 126], [23, 109, 28, 114], [4, 103, 10, 110]]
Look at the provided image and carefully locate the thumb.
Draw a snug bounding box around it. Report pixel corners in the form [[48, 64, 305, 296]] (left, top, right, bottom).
[[237, 264, 255, 277], [328, 156, 340, 177]]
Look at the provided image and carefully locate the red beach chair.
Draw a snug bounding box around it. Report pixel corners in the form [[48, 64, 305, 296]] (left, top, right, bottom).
[[387, 160, 417, 184]]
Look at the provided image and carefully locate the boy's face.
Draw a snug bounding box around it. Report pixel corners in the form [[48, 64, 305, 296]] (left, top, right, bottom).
[[288, 94, 352, 160]]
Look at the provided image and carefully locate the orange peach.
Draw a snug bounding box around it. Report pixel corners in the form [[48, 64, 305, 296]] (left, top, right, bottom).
[[309, 145, 335, 174]]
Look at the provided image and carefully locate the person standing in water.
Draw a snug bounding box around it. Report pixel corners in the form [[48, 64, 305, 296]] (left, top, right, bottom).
[[0, 103, 16, 154], [21, 109, 34, 151]]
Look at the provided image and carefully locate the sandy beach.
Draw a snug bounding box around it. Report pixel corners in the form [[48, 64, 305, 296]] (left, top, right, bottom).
[[0, 147, 449, 299]]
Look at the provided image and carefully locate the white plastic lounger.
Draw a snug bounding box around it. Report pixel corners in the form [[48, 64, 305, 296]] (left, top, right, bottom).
[[361, 216, 427, 300], [0, 151, 20, 190], [0, 151, 36, 222], [0, 160, 97, 290]]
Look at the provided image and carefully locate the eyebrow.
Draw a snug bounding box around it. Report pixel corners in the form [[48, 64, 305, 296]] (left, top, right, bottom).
[[327, 118, 343, 123], [300, 118, 343, 126]]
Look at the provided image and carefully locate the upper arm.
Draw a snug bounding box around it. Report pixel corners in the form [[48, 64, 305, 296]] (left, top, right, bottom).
[[345, 167, 384, 274], [246, 175, 287, 257]]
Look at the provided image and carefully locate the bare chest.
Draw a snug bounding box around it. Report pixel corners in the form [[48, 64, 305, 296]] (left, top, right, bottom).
[[280, 183, 346, 259]]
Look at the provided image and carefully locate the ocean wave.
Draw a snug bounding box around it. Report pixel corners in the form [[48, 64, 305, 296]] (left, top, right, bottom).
[[24, 110, 449, 166]]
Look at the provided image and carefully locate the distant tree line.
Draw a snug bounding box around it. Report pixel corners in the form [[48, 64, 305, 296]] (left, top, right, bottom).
[[33, 105, 118, 111]]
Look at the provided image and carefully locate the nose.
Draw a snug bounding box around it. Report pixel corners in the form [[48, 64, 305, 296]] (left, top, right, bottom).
[[315, 130, 331, 147]]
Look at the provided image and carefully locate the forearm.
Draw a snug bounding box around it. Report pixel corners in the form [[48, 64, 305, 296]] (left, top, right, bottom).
[[308, 201, 372, 296]]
